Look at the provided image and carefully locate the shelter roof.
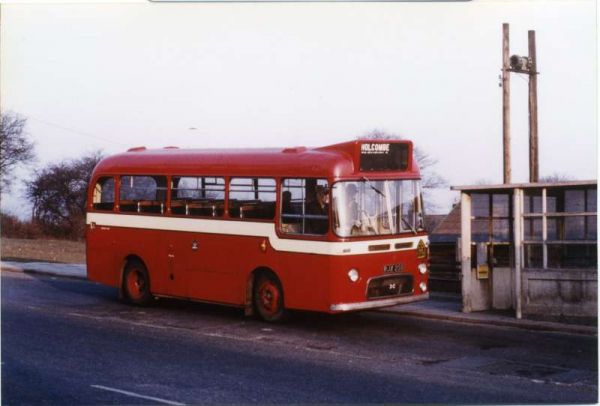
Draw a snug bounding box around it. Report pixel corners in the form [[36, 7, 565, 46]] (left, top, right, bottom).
[[451, 180, 596, 192]]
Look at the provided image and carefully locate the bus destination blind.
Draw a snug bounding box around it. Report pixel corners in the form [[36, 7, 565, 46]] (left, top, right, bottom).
[[359, 143, 409, 171]]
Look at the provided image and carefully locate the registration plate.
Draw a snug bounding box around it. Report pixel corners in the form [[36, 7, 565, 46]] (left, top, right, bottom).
[[383, 263, 403, 273]]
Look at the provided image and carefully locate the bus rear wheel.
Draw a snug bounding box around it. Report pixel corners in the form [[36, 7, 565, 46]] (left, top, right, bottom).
[[254, 273, 286, 322], [123, 260, 153, 306]]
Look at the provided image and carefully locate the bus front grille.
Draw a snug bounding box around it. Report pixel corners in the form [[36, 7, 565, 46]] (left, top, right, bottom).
[[367, 275, 413, 300]]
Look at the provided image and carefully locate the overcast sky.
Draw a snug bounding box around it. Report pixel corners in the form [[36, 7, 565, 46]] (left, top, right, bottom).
[[1, 0, 596, 216]]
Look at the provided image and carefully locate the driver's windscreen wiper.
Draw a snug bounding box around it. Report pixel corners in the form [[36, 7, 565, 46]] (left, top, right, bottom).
[[401, 216, 417, 235], [361, 176, 385, 197]]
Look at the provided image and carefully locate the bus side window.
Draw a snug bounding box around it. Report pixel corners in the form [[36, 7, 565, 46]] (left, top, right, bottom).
[[92, 176, 115, 211], [171, 176, 225, 217], [119, 175, 167, 214], [229, 178, 276, 220], [281, 178, 329, 235]]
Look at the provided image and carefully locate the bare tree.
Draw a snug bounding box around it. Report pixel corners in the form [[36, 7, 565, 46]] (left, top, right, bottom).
[[0, 113, 35, 192], [474, 178, 495, 185], [539, 173, 574, 183], [26, 152, 103, 238]]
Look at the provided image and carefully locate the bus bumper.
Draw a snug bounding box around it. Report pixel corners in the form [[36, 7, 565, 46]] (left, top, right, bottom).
[[329, 293, 430, 313]]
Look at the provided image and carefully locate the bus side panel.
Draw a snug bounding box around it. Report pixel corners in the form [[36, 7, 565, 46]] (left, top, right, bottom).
[[175, 232, 247, 305], [86, 225, 120, 287], [88, 223, 428, 313], [110, 225, 169, 296], [272, 252, 332, 312], [176, 232, 334, 311]]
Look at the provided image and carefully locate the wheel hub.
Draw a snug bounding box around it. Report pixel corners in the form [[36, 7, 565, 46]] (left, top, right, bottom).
[[259, 282, 279, 314]]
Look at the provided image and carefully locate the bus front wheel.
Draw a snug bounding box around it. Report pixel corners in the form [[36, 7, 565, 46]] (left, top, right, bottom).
[[123, 260, 153, 306], [254, 273, 286, 322]]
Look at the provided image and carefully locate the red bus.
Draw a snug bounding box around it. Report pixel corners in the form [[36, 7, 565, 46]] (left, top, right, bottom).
[[86, 140, 429, 321]]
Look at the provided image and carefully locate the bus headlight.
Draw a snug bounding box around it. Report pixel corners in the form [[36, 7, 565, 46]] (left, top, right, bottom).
[[348, 269, 359, 282], [419, 282, 428, 292], [418, 263, 428, 274]]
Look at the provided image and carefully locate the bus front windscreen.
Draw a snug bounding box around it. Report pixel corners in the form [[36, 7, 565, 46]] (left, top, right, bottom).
[[332, 179, 424, 237]]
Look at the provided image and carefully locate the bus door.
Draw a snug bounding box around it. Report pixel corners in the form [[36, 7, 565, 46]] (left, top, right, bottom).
[[87, 223, 118, 286], [88, 176, 119, 286]]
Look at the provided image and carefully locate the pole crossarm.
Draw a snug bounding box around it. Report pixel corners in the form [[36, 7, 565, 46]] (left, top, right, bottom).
[[507, 68, 540, 75]]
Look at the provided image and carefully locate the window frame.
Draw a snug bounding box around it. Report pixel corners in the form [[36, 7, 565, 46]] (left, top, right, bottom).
[[331, 179, 424, 238], [469, 191, 514, 270], [227, 177, 278, 221], [91, 175, 116, 212], [522, 186, 597, 270], [169, 175, 226, 218], [279, 177, 330, 236], [118, 174, 168, 215]]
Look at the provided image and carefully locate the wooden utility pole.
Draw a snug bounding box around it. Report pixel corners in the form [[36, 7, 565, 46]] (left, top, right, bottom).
[[502, 23, 511, 184], [503, 24, 540, 184], [528, 30, 539, 183]]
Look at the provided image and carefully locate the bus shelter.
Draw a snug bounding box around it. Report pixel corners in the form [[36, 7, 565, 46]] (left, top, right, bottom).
[[452, 181, 597, 324]]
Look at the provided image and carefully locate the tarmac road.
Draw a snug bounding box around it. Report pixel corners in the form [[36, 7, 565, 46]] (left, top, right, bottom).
[[2, 271, 597, 404]]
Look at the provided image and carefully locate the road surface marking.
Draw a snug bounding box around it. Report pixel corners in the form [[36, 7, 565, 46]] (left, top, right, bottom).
[[90, 385, 185, 405], [203, 332, 265, 342], [68, 313, 170, 330]]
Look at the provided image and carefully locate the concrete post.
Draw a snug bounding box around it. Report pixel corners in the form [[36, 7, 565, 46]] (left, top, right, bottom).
[[542, 187, 548, 269], [461, 192, 472, 313], [513, 188, 523, 319]]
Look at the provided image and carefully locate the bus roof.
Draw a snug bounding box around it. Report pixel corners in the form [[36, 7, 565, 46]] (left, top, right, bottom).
[[92, 140, 421, 180]]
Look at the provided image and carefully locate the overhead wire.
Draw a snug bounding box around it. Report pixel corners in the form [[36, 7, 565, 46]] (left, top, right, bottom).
[[27, 116, 131, 148]]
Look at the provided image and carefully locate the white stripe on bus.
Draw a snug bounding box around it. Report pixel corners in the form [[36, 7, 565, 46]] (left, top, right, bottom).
[[86, 212, 428, 256]]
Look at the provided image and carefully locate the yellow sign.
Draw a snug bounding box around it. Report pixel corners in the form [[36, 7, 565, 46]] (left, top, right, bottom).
[[417, 240, 428, 259], [477, 264, 490, 280]]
